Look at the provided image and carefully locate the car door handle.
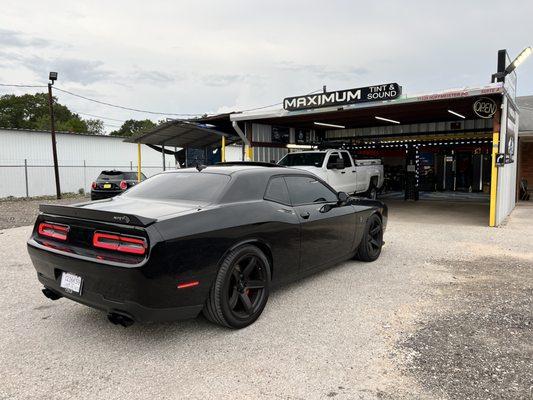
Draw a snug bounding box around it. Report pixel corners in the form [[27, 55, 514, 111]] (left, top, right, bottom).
[[300, 211, 310, 219]]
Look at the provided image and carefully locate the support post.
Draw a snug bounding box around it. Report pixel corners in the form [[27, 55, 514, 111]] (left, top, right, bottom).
[[162, 145, 166, 171], [137, 143, 142, 183], [24, 159, 29, 198], [489, 131, 500, 227], [221, 136, 226, 162], [48, 83, 61, 199], [489, 107, 501, 227], [83, 160, 86, 194]]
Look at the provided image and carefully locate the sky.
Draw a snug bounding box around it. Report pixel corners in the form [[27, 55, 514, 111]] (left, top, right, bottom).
[[1, 0, 532, 132]]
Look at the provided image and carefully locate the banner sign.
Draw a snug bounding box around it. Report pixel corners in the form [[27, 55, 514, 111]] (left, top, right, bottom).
[[283, 83, 401, 111], [505, 105, 517, 163]]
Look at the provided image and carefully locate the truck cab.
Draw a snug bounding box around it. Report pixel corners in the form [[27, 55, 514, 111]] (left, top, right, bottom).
[[277, 149, 383, 197]]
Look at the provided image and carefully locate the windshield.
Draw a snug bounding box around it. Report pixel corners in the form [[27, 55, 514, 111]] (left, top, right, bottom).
[[277, 153, 326, 167], [122, 172, 230, 203]]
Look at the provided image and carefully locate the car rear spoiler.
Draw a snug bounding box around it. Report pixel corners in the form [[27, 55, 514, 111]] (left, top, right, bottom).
[[39, 204, 156, 227]]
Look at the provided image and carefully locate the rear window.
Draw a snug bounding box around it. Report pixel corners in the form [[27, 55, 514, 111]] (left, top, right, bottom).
[[277, 153, 326, 167], [97, 171, 146, 181], [122, 172, 230, 203], [122, 172, 145, 180]]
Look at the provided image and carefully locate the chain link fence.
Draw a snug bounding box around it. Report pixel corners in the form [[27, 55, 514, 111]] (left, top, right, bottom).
[[0, 159, 171, 198]]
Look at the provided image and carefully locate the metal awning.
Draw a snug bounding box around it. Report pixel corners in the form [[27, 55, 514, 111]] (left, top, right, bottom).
[[229, 83, 506, 129], [124, 120, 239, 148]]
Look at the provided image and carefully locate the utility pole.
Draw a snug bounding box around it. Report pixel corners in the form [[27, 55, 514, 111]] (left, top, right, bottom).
[[47, 71, 61, 199]]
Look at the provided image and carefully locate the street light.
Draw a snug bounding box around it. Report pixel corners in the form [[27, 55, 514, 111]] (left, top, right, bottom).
[[492, 46, 532, 82], [47, 71, 61, 199], [505, 46, 532, 74]]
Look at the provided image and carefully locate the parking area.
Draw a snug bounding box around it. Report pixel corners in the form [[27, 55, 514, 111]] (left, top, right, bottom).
[[0, 200, 531, 399]]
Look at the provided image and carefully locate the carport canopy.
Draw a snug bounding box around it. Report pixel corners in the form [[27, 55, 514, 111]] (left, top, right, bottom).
[[230, 85, 504, 130], [124, 119, 239, 148]]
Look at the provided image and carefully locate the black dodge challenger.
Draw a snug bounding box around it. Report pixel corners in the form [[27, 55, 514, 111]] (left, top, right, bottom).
[[28, 164, 387, 329]]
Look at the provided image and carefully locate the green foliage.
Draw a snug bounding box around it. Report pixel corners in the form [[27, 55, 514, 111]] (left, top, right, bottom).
[[85, 119, 105, 135], [0, 92, 103, 134], [110, 119, 156, 137]]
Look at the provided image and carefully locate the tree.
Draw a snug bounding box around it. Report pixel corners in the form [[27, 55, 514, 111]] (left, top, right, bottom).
[[0, 92, 104, 134], [110, 119, 156, 137], [85, 119, 105, 135]]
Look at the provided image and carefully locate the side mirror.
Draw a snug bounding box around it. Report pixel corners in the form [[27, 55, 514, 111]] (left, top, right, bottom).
[[337, 191, 348, 203]]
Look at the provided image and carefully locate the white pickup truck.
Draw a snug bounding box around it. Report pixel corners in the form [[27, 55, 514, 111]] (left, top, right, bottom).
[[277, 149, 384, 198]]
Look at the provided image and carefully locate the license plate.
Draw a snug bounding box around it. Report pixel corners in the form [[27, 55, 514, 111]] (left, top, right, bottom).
[[103, 183, 112, 189], [60, 272, 83, 295]]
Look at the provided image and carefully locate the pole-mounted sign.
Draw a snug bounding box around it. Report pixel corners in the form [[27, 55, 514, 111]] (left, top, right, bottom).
[[283, 83, 401, 111]]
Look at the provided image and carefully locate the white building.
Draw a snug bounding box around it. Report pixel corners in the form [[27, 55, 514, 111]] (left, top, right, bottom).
[[0, 128, 166, 198]]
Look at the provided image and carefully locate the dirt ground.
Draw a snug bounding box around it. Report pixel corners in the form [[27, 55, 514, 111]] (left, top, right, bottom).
[[0, 199, 531, 399], [0, 195, 88, 230]]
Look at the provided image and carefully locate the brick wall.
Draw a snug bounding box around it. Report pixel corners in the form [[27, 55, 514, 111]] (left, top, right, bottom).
[[519, 140, 533, 186]]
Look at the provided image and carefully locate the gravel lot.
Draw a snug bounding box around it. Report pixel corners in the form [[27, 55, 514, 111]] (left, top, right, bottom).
[[0, 195, 89, 230], [0, 200, 531, 399]]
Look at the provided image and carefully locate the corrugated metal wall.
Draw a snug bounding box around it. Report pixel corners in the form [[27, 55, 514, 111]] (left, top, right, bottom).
[[253, 146, 288, 163], [251, 123, 309, 162], [0, 129, 166, 198]]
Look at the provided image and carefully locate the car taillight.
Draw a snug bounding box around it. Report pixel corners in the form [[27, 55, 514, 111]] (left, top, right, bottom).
[[38, 222, 69, 241], [119, 180, 127, 190], [93, 232, 147, 255], [91, 181, 97, 189]]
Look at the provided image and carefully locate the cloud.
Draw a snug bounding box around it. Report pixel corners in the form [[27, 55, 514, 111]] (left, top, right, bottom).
[[200, 74, 246, 87], [131, 69, 176, 84], [276, 61, 369, 81], [0, 28, 50, 48], [24, 56, 114, 85]]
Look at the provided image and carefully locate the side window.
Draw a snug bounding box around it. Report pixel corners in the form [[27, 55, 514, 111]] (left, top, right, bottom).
[[327, 153, 340, 166], [341, 152, 353, 167], [285, 176, 338, 205], [264, 177, 290, 205]]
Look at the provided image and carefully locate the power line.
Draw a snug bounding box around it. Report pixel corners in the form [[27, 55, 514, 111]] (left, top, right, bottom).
[[73, 111, 125, 123], [102, 122, 123, 128], [54, 86, 202, 117], [1, 82, 324, 118], [239, 88, 323, 112], [0, 83, 47, 88]]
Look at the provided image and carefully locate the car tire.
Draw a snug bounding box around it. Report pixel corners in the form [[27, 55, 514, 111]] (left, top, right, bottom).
[[367, 184, 378, 200], [203, 245, 271, 329], [355, 213, 383, 262]]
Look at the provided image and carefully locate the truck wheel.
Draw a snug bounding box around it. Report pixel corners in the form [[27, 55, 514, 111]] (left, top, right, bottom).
[[367, 185, 378, 200], [354, 214, 383, 262]]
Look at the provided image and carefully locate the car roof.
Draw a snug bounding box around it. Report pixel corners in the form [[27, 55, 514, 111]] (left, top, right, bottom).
[[162, 165, 303, 177]]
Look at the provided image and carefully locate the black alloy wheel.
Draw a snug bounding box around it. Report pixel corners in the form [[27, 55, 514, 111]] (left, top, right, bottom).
[[227, 254, 268, 318], [355, 213, 383, 262], [204, 245, 271, 328]]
